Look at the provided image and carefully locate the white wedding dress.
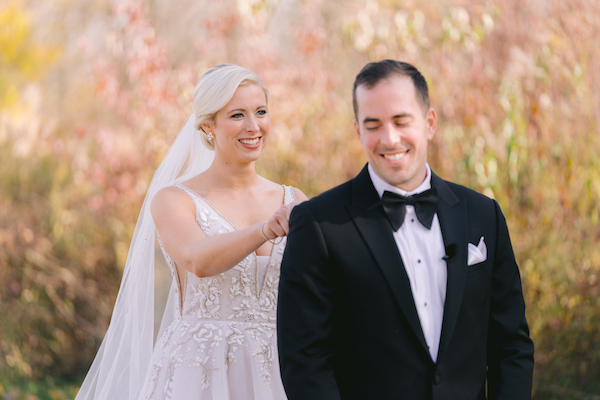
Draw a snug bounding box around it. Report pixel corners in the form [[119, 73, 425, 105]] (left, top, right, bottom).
[[137, 184, 295, 400]]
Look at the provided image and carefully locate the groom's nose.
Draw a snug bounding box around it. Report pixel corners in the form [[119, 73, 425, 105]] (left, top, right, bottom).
[[380, 123, 402, 146]]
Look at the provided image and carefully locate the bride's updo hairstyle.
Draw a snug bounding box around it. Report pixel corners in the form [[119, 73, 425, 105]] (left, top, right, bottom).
[[193, 64, 269, 150]]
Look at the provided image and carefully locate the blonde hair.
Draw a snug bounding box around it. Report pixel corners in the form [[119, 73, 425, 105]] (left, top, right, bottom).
[[193, 64, 269, 150]]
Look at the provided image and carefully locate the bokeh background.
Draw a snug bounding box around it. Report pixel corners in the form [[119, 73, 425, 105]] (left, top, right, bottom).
[[1, 0, 599, 398]]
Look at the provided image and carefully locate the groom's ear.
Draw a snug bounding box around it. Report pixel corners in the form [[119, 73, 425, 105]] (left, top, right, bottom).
[[426, 107, 437, 140], [353, 119, 361, 139]]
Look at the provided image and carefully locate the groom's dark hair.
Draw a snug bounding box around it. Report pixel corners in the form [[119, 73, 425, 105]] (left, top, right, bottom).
[[352, 60, 430, 119]]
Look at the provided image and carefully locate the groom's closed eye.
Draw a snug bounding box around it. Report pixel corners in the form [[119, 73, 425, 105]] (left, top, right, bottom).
[[392, 116, 412, 127], [363, 119, 381, 131]]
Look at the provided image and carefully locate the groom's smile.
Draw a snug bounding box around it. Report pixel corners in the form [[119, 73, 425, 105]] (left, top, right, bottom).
[[382, 150, 407, 161]]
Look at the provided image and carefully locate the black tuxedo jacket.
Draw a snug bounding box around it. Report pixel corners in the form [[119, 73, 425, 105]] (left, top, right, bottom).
[[277, 165, 534, 400]]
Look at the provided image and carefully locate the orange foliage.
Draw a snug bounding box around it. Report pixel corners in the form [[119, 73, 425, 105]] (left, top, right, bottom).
[[0, 0, 598, 397]]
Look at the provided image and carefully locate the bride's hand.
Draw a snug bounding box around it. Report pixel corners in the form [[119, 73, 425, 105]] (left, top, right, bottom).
[[262, 201, 304, 240]]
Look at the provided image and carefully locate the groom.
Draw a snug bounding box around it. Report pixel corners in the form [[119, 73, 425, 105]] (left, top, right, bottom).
[[277, 60, 534, 400]]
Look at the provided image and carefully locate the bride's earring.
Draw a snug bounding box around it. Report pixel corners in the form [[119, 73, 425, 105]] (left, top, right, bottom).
[[206, 132, 214, 140]]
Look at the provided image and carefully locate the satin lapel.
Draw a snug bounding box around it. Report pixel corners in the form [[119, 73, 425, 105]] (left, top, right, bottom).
[[432, 173, 469, 362], [346, 166, 429, 353]]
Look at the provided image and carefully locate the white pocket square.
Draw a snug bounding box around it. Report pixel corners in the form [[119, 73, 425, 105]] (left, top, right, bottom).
[[467, 236, 487, 266]]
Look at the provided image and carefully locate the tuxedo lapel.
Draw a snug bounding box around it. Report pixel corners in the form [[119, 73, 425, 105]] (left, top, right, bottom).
[[431, 173, 469, 362], [345, 166, 429, 353]]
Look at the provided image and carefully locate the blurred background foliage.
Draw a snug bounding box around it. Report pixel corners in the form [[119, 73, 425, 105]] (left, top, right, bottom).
[[0, 0, 598, 398]]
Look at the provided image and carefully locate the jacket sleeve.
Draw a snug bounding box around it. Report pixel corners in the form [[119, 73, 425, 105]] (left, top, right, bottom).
[[487, 200, 535, 400], [277, 203, 342, 400]]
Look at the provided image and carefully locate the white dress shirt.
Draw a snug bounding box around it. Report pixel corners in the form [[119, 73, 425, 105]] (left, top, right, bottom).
[[368, 164, 447, 362]]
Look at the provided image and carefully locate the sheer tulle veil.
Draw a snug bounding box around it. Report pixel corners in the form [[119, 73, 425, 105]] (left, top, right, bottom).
[[75, 114, 215, 400]]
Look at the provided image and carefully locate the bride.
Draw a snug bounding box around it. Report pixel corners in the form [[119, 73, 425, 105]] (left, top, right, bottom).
[[75, 64, 307, 400]]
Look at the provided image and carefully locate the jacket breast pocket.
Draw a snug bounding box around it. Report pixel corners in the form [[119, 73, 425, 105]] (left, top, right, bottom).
[[464, 261, 493, 304], [466, 260, 492, 279]]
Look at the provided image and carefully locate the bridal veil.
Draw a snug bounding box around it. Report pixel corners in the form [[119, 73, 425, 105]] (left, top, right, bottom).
[[75, 114, 215, 400]]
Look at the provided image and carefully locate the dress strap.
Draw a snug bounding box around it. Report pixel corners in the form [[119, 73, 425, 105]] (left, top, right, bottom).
[[173, 183, 200, 201], [283, 185, 297, 204]]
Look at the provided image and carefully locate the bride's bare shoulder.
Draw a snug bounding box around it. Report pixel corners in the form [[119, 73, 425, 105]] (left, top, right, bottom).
[[257, 176, 308, 201], [292, 187, 309, 201], [151, 185, 194, 216]]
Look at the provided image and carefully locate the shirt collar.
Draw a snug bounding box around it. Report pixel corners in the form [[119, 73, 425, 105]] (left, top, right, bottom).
[[368, 163, 432, 199]]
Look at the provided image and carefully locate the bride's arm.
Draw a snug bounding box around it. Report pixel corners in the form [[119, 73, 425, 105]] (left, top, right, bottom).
[[150, 186, 294, 278]]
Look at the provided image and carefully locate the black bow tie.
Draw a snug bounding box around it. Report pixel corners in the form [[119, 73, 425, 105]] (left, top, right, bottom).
[[381, 188, 438, 231]]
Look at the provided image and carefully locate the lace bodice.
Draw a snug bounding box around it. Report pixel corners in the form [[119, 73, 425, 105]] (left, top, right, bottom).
[[158, 184, 296, 324]]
